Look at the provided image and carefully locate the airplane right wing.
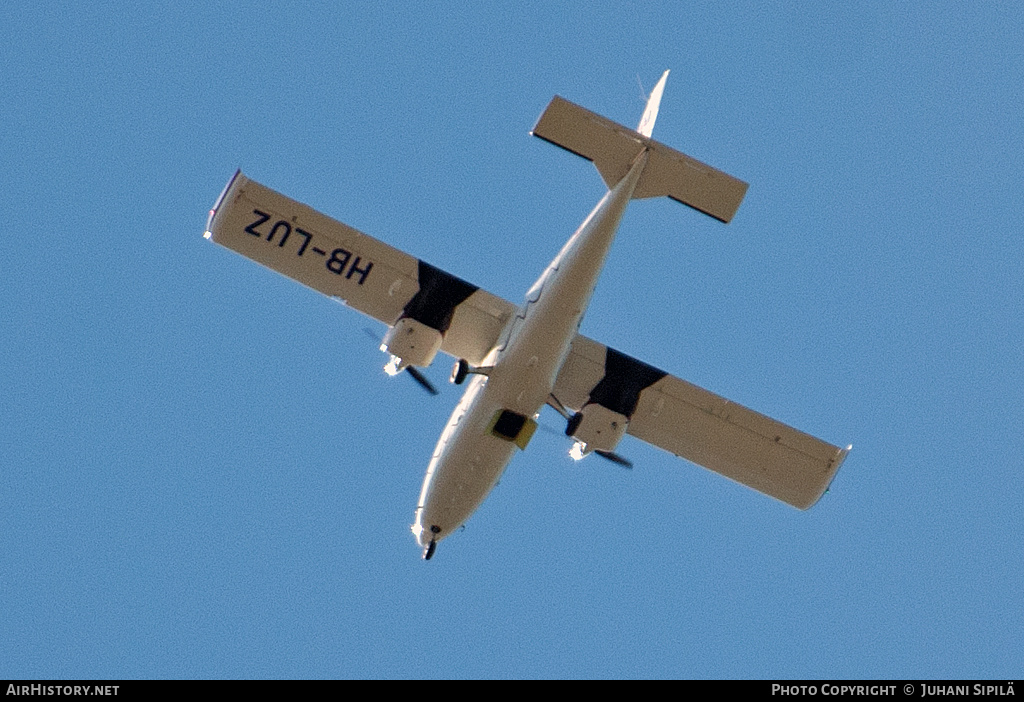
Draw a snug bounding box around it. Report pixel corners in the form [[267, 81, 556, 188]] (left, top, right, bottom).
[[552, 334, 849, 509]]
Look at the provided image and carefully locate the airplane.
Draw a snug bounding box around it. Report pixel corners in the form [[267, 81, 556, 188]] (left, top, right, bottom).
[[204, 71, 850, 560]]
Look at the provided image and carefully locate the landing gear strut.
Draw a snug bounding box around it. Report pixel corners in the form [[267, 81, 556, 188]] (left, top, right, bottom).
[[450, 359, 492, 385]]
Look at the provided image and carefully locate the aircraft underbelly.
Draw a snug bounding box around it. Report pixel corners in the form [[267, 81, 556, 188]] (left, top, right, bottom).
[[415, 375, 519, 545], [414, 154, 648, 549], [205, 77, 849, 562]]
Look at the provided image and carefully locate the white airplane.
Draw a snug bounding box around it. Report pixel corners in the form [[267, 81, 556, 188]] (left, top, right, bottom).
[[204, 72, 850, 560]]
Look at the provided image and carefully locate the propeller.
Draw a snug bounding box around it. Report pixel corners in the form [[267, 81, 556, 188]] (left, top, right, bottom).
[[362, 327, 439, 396], [404, 365, 439, 396], [543, 396, 633, 469], [593, 450, 633, 469]]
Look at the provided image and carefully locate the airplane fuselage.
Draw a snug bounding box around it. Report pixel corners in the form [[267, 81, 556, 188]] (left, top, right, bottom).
[[204, 75, 848, 561], [412, 152, 649, 551]]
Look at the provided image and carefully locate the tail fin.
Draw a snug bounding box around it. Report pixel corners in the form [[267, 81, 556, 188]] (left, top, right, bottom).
[[530, 72, 748, 223], [637, 69, 670, 137]]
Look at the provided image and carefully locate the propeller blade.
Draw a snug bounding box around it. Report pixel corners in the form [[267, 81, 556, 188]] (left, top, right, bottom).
[[594, 450, 633, 469], [405, 365, 439, 396], [543, 401, 634, 468], [363, 327, 438, 395], [536, 421, 567, 437], [545, 394, 572, 420]]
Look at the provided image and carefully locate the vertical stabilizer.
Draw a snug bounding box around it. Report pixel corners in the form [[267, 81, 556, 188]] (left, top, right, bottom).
[[637, 70, 670, 138]]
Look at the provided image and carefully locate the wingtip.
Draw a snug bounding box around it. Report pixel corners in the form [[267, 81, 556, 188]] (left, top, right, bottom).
[[820, 444, 852, 502], [798, 443, 852, 510]]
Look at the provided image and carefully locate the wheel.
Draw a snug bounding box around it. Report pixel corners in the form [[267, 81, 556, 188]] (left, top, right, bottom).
[[451, 359, 470, 385], [565, 412, 583, 437]]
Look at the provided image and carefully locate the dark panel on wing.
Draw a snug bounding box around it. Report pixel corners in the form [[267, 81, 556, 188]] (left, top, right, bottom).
[[588, 347, 668, 417], [403, 261, 480, 332]]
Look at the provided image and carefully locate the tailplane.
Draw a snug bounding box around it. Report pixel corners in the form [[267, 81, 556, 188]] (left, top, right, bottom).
[[530, 71, 748, 223]]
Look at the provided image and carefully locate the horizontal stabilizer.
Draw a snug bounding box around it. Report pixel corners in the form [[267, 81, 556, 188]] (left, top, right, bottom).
[[531, 96, 748, 223]]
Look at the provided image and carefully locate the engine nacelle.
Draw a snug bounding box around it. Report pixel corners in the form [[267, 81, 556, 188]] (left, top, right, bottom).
[[381, 317, 443, 370], [566, 403, 629, 454]]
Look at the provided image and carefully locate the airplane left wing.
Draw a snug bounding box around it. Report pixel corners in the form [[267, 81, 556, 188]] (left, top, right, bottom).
[[205, 171, 515, 365], [552, 334, 849, 509]]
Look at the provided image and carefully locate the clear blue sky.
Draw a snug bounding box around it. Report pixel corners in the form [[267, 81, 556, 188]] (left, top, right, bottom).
[[2, 1, 1021, 679]]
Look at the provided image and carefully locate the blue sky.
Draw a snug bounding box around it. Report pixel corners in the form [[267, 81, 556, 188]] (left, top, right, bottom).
[[2, 1, 1021, 679]]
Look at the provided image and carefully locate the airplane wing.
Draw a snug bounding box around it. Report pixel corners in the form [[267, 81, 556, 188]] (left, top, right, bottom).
[[552, 334, 849, 509], [206, 172, 846, 507], [204, 171, 516, 366]]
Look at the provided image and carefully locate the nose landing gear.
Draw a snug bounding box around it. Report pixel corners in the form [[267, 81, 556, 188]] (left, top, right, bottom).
[[422, 525, 442, 560]]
